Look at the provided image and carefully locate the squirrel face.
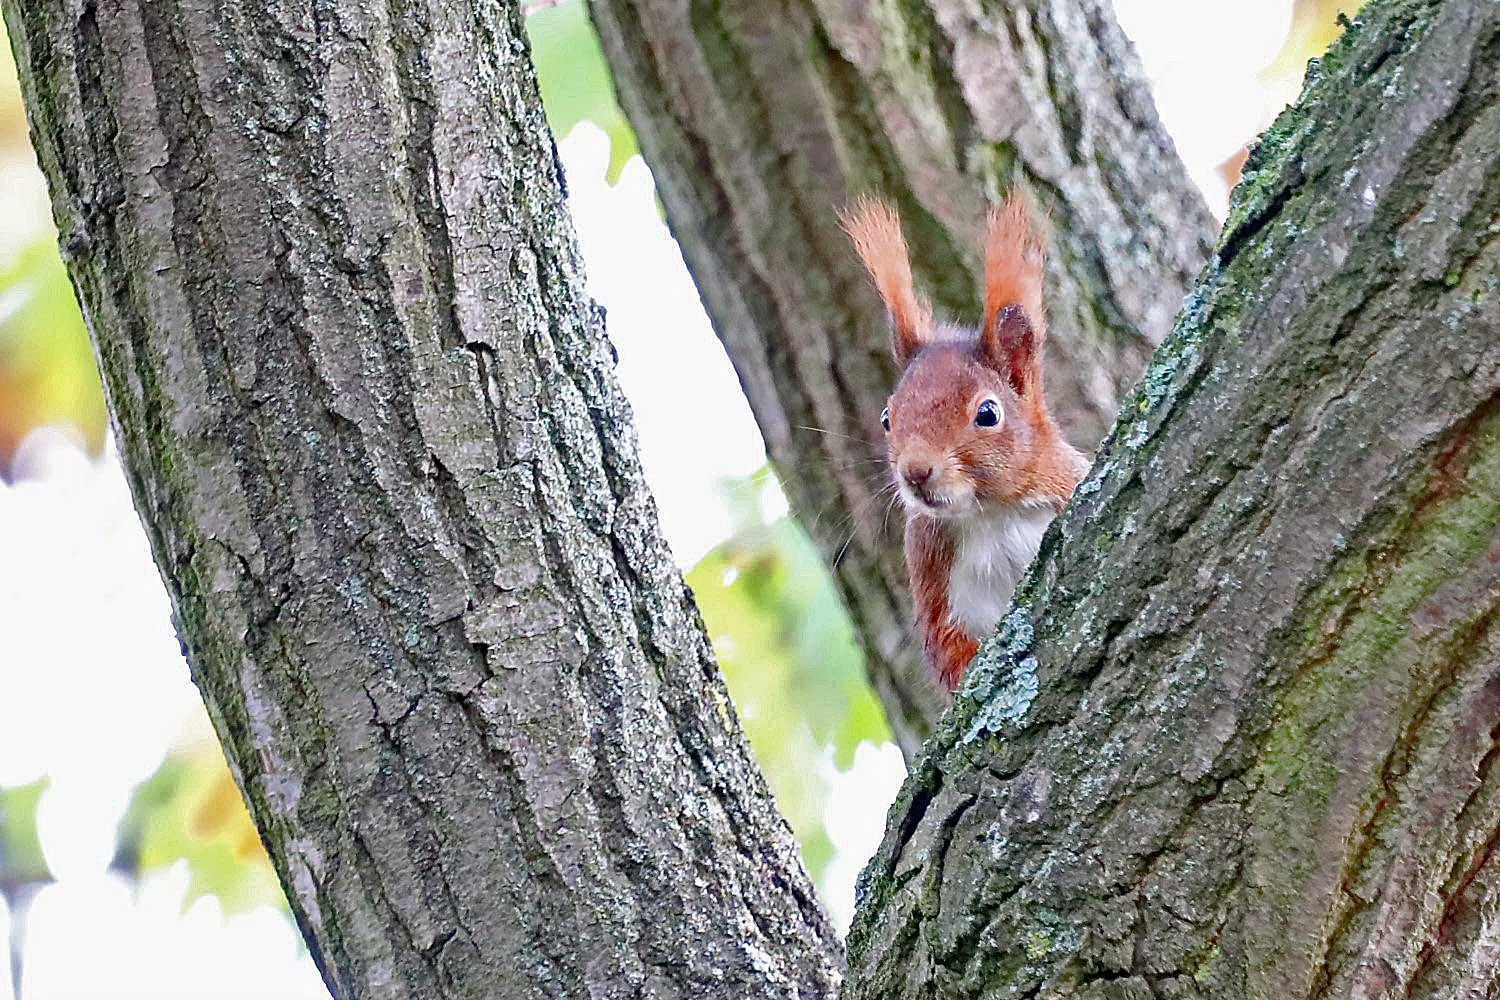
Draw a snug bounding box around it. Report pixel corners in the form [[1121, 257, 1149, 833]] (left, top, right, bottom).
[[843, 196, 1076, 521], [885, 342, 1032, 517]]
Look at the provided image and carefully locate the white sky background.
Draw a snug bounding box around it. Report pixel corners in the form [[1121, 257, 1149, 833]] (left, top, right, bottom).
[[0, 3, 1303, 994]]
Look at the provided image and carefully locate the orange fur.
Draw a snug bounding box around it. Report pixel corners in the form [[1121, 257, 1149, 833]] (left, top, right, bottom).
[[982, 198, 1048, 404], [850, 193, 1086, 692], [982, 195, 1046, 339], [905, 516, 980, 690], [841, 198, 932, 365]]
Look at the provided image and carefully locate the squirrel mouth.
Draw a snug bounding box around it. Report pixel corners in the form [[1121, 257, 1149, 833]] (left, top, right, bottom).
[[903, 484, 952, 512]]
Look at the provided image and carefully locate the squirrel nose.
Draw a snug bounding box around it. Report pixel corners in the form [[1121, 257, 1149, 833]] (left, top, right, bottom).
[[902, 462, 934, 488]]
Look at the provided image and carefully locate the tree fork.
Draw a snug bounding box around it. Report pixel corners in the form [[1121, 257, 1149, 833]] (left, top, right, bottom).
[[6, 0, 1498, 997]]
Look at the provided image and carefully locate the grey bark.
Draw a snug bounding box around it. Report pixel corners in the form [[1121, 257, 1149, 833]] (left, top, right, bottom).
[[589, 0, 1218, 753], [1, 1, 841, 998], [9, 0, 1499, 996], [847, 1, 1500, 997]]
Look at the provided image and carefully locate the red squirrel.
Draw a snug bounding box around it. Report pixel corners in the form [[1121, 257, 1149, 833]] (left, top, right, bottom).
[[843, 197, 1087, 691]]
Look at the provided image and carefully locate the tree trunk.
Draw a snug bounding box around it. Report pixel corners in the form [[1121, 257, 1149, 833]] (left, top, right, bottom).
[[11, 0, 1499, 997], [1, 1, 841, 997], [847, 2, 1500, 996], [588, 0, 1218, 752]]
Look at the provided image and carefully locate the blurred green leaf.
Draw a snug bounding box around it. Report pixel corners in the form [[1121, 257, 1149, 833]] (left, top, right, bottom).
[[525, 0, 638, 181], [0, 778, 53, 890], [0, 237, 105, 475], [688, 469, 892, 885], [115, 748, 286, 915]]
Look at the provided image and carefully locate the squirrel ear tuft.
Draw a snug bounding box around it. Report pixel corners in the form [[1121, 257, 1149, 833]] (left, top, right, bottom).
[[842, 198, 932, 367], [981, 194, 1047, 395]]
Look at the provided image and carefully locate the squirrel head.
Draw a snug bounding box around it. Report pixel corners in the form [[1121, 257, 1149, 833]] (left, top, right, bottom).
[[843, 196, 1072, 517]]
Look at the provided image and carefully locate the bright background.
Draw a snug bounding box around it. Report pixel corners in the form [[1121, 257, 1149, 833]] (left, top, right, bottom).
[[0, 2, 1352, 996]]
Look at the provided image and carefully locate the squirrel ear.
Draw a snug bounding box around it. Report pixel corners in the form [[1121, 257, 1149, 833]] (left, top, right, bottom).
[[981, 194, 1047, 395], [984, 305, 1040, 397], [841, 198, 932, 367]]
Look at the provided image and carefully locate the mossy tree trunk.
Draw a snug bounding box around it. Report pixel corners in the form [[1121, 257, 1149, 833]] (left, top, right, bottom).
[[1, 1, 841, 997], [589, 0, 1218, 752], [7, 0, 1499, 998], [848, 2, 1500, 996]]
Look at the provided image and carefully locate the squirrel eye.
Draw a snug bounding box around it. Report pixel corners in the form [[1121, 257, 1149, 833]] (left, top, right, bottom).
[[881, 406, 891, 432], [975, 399, 1001, 428]]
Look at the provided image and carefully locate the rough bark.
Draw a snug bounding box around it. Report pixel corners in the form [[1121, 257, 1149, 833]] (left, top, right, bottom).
[[589, 0, 1218, 752], [847, 1, 1500, 996], [2, 1, 842, 997]]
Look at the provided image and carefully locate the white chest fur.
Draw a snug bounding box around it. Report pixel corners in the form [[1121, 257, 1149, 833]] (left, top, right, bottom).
[[947, 504, 1056, 638]]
